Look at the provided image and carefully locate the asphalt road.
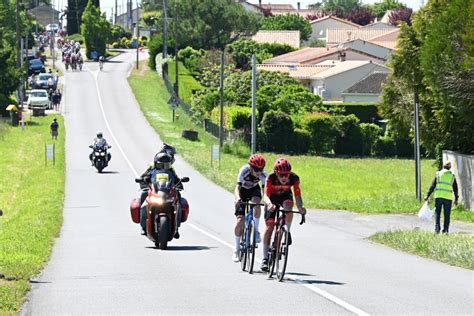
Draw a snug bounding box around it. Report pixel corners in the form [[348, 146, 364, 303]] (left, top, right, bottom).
[[21, 50, 473, 315]]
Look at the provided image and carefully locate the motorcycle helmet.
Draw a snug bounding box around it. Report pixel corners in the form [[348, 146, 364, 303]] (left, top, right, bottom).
[[248, 154, 265, 170], [96, 131, 103, 138], [273, 157, 291, 175], [154, 152, 173, 169], [159, 143, 176, 164]]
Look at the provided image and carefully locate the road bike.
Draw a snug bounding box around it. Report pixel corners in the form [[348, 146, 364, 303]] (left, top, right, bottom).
[[266, 207, 305, 281], [239, 201, 264, 274]]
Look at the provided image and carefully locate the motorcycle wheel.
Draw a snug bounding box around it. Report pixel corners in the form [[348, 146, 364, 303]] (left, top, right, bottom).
[[157, 216, 169, 250]]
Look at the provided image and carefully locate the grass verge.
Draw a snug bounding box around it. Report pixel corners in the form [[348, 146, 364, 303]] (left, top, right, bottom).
[[0, 115, 65, 312], [369, 230, 474, 270], [167, 60, 203, 104], [127, 63, 472, 220]]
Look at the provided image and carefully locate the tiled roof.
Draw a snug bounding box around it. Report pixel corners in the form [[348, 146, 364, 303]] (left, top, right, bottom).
[[312, 60, 388, 79], [252, 30, 301, 48], [327, 28, 396, 44], [342, 72, 389, 94], [256, 64, 333, 79], [368, 28, 400, 41], [268, 9, 322, 17], [368, 40, 398, 50], [310, 15, 361, 28], [263, 47, 339, 64], [260, 4, 295, 10]]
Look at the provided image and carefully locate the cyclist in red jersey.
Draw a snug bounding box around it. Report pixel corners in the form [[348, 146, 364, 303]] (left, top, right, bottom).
[[261, 157, 306, 271]]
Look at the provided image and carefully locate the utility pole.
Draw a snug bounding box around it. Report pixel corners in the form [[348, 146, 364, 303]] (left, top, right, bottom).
[[115, 0, 118, 24], [16, 0, 20, 67], [219, 49, 224, 147], [162, 0, 169, 77], [251, 54, 257, 154], [174, 2, 178, 98], [414, 90, 421, 201], [136, 0, 139, 69]]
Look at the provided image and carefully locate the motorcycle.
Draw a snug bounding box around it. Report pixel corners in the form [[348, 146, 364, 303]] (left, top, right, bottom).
[[130, 173, 190, 250], [89, 144, 111, 173]]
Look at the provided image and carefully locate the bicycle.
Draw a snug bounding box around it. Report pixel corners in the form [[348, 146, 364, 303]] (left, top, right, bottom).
[[239, 201, 264, 274], [266, 207, 305, 281]]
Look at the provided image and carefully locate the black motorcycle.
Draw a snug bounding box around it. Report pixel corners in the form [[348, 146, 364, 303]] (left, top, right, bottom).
[[89, 144, 111, 173]]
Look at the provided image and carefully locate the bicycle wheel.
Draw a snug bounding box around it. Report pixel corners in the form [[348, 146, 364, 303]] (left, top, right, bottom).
[[247, 220, 256, 274], [267, 236, 277, 278], [240, 228, 248, 271], [276, 227, 290, 282]]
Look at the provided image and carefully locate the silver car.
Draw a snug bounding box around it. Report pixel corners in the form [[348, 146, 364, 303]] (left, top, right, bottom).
[[27, 89, 49, 109]]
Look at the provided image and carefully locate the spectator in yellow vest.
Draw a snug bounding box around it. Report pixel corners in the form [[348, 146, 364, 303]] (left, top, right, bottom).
[[425, 161, 459, 234]]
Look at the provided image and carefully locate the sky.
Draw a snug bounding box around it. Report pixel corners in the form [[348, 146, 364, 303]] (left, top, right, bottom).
[[87, 0, 424, 22]]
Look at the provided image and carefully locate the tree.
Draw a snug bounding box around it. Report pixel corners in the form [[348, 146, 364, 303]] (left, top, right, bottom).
[[321, 0, 361, 17], [366, 0, 405, 19], [169, 0, 260, 50], [389, 7, 413, 26], [346, 7, 374, 25], [81, 0, 111, 58], [260, 14, 312, 41]]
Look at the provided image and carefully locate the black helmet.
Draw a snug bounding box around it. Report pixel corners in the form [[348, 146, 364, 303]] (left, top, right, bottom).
[[96, 131, 103, 138], [159, 143, 176, 164], [154, 152, 173, 169]]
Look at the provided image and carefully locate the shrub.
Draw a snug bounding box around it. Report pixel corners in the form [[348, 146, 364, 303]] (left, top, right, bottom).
[[210, 105, 252, 129], [261, 110, 294, 152], [326, 103, 381, 123], [66, 33, 84, 44], [373, 135, 396, 157], [147, 35, 163, 70], [222, 139, 250, 158], [292, 128, 311, 154], [360, 123, 382, 156], [303, 112, 339, 154], [334, 114, 364, 156], [260, 42, 295, 56]]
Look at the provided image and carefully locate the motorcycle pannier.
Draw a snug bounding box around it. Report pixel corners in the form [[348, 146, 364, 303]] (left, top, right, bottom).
[[130, 198, 140, 223], [180, 197, 189, 222]]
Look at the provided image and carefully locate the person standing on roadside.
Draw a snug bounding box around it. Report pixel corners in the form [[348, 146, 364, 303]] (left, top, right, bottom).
[[50, 118, 59, 140], [425, 161, 459, 234]]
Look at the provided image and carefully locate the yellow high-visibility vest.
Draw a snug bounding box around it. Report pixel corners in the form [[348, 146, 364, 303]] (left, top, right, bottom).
[[434, 170, 455, 200]]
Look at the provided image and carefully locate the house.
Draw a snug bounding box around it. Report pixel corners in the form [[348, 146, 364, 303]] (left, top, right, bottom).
[[116, 7, 142, 33], [367, 28, 400, 50], [341, 72, 389, 103], [310, 60, 390, 100], [237, 1, 320, 18], [361, 21, 397, 29], [236, 0, 262, 13], [256, 64, 334, 90], [309, 15, 360, 43], [251, 30, 300, 48], [263, 43, 388, 65], [28, 4, 60, 28], [326, 28, 397, 45]]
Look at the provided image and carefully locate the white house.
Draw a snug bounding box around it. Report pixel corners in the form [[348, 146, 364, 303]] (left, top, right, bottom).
[[256, 64, 333, 90], [252, 30, 301, 48], [309, 15, 360, 43], [341, 72, 389, 103], [338, 39, 393, 62], [310, 60, 390, 100], [327, 28, 396, 45]]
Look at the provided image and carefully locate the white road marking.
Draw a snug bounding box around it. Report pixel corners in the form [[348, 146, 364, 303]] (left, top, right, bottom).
[[91, 59, 370, 316]]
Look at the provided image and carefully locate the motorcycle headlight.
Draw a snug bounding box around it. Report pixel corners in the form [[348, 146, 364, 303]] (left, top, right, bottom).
[[149, 195, 164, 205], [94, 152, 100, 156], [100, 152, 105, 156]]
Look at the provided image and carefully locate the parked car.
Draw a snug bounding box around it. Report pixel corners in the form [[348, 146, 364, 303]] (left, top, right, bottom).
[[46, 23, 60, 33], [27, 89, 49, 110], [35, 73, 56, 90], [28, 59, 45, 75]]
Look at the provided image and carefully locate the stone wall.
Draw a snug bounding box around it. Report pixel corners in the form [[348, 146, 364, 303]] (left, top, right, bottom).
[[443, 150, 473, 210]]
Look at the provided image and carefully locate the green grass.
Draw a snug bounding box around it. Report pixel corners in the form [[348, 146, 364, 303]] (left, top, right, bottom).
[[0, 115, 65, 312], [167, 60, 203, 103], [126, 63, 474, 218], [369, 230, 474, 270]]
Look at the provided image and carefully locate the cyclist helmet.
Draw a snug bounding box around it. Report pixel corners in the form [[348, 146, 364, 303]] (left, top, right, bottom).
[[248, 154, 265, 170], [273, 157, 291, 175], [154, 152, 173, 169], [96, 131, 103, 138]]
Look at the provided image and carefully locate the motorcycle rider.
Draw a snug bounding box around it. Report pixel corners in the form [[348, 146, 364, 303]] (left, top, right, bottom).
[[232, 154, 267, 263], [137, 143, 183, 237], [89, 131, 111, 166]]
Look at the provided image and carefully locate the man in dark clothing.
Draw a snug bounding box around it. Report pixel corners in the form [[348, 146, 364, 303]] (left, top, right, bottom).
[[50, 118, 59, 140], [425, 161, 459, 234]]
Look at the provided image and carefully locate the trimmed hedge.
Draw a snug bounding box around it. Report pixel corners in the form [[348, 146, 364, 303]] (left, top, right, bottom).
[[303, 112, 339, 154], [210, 105, 252, 129], [260, 110, 294, 152], [334, 114, 363, 156], [326, 102, 381, 123]]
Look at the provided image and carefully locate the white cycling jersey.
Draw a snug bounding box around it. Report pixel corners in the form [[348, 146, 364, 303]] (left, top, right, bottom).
[[236, 165, 267, 189]]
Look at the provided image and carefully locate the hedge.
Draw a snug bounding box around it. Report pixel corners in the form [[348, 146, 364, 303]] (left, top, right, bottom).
[[325, 102, 381, 123]]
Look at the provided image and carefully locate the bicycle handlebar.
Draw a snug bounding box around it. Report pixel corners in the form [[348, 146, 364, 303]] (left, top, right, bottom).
[[275, 208, 306, 225]]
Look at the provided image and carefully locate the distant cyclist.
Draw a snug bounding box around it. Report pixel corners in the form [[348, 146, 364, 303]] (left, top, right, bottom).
[[232, 154, 267, 262], [260, 157, 306, 271], [98, 55, 104, 71]]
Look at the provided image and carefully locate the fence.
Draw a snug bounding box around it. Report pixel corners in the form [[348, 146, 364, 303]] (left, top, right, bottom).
[[162, 71, 192, 115]]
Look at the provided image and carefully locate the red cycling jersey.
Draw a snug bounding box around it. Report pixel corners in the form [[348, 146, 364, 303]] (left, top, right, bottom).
[[265, 172, 301, 198]]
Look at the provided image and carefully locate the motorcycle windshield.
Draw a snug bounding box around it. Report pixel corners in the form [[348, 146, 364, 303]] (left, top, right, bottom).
[[94, 145, 106, 152], [153, 173, 172, 194]]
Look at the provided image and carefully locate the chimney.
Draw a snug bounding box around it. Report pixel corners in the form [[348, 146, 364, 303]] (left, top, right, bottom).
[[297, 2, 300, 10]]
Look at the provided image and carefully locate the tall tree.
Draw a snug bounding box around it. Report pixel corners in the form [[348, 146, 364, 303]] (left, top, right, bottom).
[[260, 13, 312, 41], [169, 0, 260, 50], [321, 0, 361, 17], [367, 0, 405, 19], [81, 0, 110, 58]]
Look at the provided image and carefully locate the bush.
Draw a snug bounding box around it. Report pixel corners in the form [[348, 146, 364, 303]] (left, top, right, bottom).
[[394, 136, 413, 158], [260, 42, 295, 56], [66, 33, 84, 44], [303, 112, 339, 154], [292, 128, 311, 154], [334, 114, 364, 156], [326, 103, 381, 123], [210, 105, 252, 129], [261, 110, 294, 152], [373, 136, 396, 157], [147, 35, 163, 70], [222, 139, 250, 158], [360, 123, 382, 156]]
